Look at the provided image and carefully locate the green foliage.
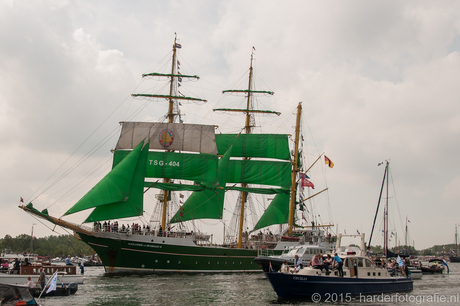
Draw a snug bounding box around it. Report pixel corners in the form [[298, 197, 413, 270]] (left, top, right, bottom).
[[0, 234, 94, 258]]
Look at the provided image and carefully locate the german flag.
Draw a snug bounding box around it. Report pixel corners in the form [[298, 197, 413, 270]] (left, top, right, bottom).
[[325, 155, 334, 168]]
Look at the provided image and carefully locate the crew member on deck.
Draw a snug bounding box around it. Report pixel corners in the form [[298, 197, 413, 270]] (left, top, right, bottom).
[[65, 255, 73, 266], [334, 253, 343, 277]]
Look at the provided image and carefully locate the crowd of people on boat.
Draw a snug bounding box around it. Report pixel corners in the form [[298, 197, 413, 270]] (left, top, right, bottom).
[[93, 221, 152, 235]]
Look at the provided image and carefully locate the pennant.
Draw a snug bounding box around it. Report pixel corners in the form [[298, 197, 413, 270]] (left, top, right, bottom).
[[175, 43, 182, 48], [301, 178, 315, 189], [300, 173, 310, 179], [325, 156, 334, 168], [177, 60, 181, 66], [180, 193, 184, 198], [20, 197, 24, 203]]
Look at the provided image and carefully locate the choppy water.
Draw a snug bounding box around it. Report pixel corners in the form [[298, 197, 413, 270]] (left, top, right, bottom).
[[38, 263, 460, 306]]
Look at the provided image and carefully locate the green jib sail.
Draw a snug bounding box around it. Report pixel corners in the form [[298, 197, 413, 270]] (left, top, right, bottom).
[[64, 141, 149, 222], [170, 145, 233, 223], [215, 134, 290, 160], [253, 193, 291, 231], [113, 151, 218, 182]]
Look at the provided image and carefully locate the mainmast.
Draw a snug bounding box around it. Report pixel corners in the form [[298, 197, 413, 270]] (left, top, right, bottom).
[[131, 35, 206, 232], [214, 48, 278, 248], [287, 103, 302, 236]]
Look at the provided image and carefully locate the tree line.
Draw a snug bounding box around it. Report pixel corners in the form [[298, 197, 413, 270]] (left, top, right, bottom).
[[0, 234, 94, 258]]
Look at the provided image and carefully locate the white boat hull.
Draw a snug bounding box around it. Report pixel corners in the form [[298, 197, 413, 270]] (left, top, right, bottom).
[[0, 273, 83, 285]]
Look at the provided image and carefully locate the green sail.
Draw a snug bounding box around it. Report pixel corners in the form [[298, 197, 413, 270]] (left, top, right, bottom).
[[215, 134, 290, 160], [64, 141, 149, 222], [170, 145, 233, 223], [113, 151, 218, 182], [226, 159, 291, 188], [253, 193, 291, 231]]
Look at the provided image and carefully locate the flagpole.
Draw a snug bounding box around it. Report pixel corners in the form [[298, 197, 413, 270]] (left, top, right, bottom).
[[304, 153, 324, 173], [37, 270, 59, 301]]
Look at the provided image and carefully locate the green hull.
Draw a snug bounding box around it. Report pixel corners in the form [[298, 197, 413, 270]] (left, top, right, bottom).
[[78, 232, 261, 273]]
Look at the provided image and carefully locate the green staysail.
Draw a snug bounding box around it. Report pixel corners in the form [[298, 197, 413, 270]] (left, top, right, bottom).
[[170, 145, 233, 223], [252, 193, 291, 231], [215, 134, 290, 160], [64, 141, 149, 222], [113, 151, 218, 182]]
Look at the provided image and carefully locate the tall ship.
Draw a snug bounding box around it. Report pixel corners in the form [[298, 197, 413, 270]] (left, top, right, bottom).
[[20, 37, 334, 273]]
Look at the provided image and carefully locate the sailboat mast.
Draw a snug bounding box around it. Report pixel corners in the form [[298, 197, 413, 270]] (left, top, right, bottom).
[[287, 103, 302, 236], [456, 225, 458, 254], [384, 161, 389, 257], [237, 53, 255, 249], [30, 224, 34, 254], [405, 216, 408, 247], [161, 37, 179, 232]]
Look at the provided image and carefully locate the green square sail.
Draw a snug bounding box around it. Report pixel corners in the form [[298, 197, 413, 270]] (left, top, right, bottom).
[[216, 134, 290, 160], [226, 160, 291, 188], [113, 151, 218, 182]]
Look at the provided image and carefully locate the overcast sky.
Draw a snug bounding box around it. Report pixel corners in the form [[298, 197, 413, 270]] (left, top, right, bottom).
[[1, 1, 460, 250]]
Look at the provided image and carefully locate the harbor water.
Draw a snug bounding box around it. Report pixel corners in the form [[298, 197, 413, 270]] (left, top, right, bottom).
[[38, 263, 460, 306]]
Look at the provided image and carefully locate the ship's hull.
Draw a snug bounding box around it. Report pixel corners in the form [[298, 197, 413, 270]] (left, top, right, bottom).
[[78, 232, 261, 273], [264, 272, 413, 299]]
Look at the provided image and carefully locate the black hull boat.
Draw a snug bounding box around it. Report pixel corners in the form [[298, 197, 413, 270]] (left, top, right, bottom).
[[30, 283, 78, 297], [420, 259, 446, 274], [265, 271, 413, 299], [263, 233, 413, 300]]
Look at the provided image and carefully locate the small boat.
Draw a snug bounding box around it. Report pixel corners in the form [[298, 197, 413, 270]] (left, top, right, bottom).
[[263, 233, 413, 300], [0, 260, 83, 286], [29, 282, 78, 297], [420, 259, 446, 274], [0, 283, 38, 305], [449, 225, 460, 262]]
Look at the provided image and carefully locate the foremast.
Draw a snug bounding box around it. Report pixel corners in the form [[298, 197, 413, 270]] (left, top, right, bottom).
[[132, 36, 206, 233], [214, 49, 278, 249]]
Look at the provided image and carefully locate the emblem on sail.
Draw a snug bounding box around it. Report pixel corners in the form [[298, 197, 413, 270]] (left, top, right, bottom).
[[159, 129, 174, 147]]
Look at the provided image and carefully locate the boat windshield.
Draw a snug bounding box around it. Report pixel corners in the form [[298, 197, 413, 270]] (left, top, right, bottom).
[[295, 247, 306, 255]]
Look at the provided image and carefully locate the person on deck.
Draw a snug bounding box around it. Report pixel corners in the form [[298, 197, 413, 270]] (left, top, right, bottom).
[[293, 255, 302, 273], [280, 260, 290, 273], [334, 253, 343, 277], [12, 259, 20, 274], [65, 255, 73, 266], [25, 276, 35, 289], [37, 267, 46, 289]]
